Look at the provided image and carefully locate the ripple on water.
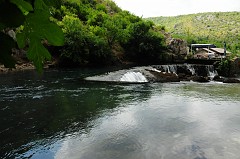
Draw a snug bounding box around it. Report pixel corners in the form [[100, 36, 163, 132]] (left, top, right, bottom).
[[32, 95, 44, 99]]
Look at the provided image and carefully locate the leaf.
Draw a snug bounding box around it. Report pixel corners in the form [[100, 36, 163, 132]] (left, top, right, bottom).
[[27, 37, 51, 72], [16, 32, 26, 49], [20, 8, 64, 72], [0, 1, 25, 28], [0, 33, 16, 68], [43, 23, 65, 46], [43, 0, 61, 8], [10, 0, 33, 12], [34, 0, 48, 10], [24, 10, 64, 46], [26, 9, 50, 25]]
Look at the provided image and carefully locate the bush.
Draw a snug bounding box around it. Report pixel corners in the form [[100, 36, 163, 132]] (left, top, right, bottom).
[[217, 59, 231, 76]]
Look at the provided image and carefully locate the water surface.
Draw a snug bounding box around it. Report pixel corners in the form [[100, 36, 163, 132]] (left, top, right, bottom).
[[1, 69, 240, 159]]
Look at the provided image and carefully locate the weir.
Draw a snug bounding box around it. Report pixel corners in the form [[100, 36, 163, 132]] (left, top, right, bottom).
[[154, 64, 218, 77], [85, 64, 218, 83]]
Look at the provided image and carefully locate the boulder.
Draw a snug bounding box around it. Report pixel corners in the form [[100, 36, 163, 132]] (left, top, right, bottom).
[[191, 76, 209, 83], [178, 73, 191, 81], [193, 65, 209, 77], [146, 69, 180, 82], [223, 78, 240, 83], [177, 65, 193, 76], [212, 75, 224, 82]]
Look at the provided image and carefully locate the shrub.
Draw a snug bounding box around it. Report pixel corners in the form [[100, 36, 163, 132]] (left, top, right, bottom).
[[217, 59, 231, 76]]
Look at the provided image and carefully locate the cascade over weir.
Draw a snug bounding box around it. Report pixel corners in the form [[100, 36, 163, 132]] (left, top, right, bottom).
[[85, 64, 219, 83]]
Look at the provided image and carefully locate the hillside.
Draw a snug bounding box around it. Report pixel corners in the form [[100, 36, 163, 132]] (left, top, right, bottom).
[[146, 12, 240, 56], [0, 0, 167, 71], [48, 0, 167, 67]]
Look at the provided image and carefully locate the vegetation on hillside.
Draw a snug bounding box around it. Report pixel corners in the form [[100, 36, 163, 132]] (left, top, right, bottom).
[[147, 12, 240, 56], [51, 0, 166, 67], [0, 0, 166, 71]]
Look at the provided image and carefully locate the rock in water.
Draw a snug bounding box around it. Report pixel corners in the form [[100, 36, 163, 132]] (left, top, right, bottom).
[[146, 69, 180, 82], [191, 76, 209, 83], [223, 78, 240, 83]]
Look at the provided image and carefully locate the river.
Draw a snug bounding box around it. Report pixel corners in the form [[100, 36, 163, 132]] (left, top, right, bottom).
[[1, 68, 240, 159]]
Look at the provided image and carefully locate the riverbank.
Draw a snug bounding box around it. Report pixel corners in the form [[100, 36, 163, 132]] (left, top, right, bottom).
[[0, 62, 56, 74], [0, 63, 35, 73]]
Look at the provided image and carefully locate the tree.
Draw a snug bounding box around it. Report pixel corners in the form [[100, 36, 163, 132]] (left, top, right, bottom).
[[123, 20, 165, 63], [0, 0, 64, 72]]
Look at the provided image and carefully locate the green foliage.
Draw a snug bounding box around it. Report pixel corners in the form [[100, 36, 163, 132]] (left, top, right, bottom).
[[59, 14, 112, 66], [1, 0, 167, 70], [123, 21, 165, 63], [217, 59, 231, 76], [60, 15, 90, 65], [0, 0, 64, 72], [147, 12, 240, 56], [102, 14, 129, 47], [10, 0, 33, 14], [52, 0, 166, 67], [27, 38, 52, 69]]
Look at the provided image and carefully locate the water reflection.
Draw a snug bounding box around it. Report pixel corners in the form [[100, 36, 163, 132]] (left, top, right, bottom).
[[54, 83, 240, 159], [0, 70, 155, 158], [0, 70, 240, 159]]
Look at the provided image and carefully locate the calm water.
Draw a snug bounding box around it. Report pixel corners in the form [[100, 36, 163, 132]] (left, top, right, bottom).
[[1, 69, 240, 159]]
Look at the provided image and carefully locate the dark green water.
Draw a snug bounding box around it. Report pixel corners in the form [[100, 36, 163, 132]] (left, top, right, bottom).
[[1, 69, 240, 159]]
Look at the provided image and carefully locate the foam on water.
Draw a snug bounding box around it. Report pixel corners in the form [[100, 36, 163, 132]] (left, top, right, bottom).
[[206, 65, 218, 79], [120, 72, 148, 83]]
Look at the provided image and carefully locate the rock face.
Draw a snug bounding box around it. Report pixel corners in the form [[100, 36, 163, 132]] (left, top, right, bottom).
[[167, 38, 189, 62]]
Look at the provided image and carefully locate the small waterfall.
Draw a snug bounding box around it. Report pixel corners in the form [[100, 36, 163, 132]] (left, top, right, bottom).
[[186, 64, 196, 75], [156, 64, 218, 79], [120, 72, 148, 83], [206, 65, 218, 78], [161, 65, 177, 73]]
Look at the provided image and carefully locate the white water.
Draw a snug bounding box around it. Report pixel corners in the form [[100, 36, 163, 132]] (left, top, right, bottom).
[[160, 64, 218, 78], [186, 64, 196, 75], [120, 72, 148, 83], [161, 65, 177, 73], [206, 65, 218, 78]]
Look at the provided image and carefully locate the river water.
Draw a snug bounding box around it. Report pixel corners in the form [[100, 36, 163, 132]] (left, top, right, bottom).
[[1, 69, 240, 159]]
